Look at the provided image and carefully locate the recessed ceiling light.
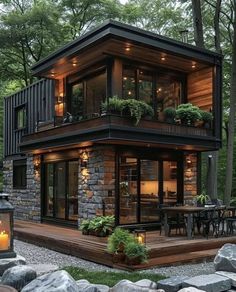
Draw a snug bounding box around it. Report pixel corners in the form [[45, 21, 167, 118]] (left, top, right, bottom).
[[192, 63, 196, 69], [125, 47, 131, 51], [161, 56, 166, 61], [50, 72, 55, 77]]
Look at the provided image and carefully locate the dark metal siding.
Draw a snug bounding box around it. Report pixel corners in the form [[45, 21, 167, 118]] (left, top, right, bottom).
[[4, 79, 55, 157]]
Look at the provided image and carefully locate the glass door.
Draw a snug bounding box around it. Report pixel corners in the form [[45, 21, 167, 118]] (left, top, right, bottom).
[[43, 160, 78, 222], [140, 160, 160, 222], [55, 162, 66, 219], [119, 157, 138, 224], [163, 161, 177, 206]]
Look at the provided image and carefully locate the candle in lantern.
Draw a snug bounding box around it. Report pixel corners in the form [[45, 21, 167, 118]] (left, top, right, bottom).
[[0, 231, 9, 250], [137, 235, 144, 244]]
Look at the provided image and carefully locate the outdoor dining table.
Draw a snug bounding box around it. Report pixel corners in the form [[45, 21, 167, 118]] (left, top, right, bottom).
[[162, 205, 228, 240]]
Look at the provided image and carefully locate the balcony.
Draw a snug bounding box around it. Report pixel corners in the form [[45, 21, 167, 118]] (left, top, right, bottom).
[[19, 113, 219, 153]]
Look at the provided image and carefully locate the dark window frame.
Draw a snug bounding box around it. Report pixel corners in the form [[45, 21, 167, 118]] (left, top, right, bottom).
[[13, 159, 27, 189], [14, 104, 27, 130]]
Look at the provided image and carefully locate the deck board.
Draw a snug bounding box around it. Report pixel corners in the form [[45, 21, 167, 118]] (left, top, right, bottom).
[[14, 220, 236, 270]]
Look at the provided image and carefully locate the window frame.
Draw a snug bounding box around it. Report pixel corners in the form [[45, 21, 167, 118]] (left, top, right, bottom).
[[13, 159, 27, 189], [14, 104, 27, 130]]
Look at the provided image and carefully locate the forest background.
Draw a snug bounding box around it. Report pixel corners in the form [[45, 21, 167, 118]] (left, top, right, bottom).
[[0, 0, 235, 202]]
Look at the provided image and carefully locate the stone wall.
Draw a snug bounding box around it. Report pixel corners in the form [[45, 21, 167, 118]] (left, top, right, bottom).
[[184, 153, 198, 201], [3, 155, 41, 222], [78, 145, 115, 226]]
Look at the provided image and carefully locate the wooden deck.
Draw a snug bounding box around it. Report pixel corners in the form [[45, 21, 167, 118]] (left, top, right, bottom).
[[14, 220, 236, 271]]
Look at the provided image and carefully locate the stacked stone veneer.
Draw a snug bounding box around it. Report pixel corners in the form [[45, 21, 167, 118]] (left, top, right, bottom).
[[3, 155, 41, 222], [184, 153, 198, 201], [78, 145, 115, 226]]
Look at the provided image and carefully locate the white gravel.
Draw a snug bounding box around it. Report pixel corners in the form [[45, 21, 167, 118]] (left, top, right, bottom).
[[14, 239, 215, 277]]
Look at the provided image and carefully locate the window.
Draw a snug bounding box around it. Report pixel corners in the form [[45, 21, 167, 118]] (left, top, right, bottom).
[[13, 159, 27, 189], [15, 105, 26, 130]]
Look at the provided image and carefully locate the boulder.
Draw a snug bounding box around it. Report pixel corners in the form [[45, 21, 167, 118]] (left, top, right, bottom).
[[0, 255, 26, 276], [0, 284, 18, 291], [110, 279, 157, 292], [76, 279, 109, 292], [182, 274, 231, 292], [1, 265, 36, 291], [157, 276, 189, 292], [216, 271, 236, 287], [135, 279, 157, 289], [21, 270, 78, 292], [178, 288, 205, 292], [214, 244, 236, 272]]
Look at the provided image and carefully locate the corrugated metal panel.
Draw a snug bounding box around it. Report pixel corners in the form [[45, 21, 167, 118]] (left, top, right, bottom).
[[4, 79, 55, 157]]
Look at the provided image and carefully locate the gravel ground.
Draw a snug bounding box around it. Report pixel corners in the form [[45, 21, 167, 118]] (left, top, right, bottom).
[[14, 239, 215, 277]]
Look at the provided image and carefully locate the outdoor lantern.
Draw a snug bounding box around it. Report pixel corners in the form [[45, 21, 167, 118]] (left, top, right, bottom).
[[0, 193, 16, 258], [134, 229, 146, 245]]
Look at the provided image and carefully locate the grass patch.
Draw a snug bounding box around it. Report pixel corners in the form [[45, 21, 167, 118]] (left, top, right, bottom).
[[64, 266, 165, 287]]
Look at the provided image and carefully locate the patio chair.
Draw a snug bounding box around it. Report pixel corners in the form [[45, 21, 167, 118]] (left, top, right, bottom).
[[194, 208, 218, 239]]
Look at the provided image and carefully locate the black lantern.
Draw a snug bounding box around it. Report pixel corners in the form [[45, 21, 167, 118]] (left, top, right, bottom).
[[134, 229, 146, 245], [0, 194, 16, 258]]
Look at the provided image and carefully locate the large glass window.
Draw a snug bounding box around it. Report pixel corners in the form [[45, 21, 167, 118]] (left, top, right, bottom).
[[156, 74, 182, 112], [86, 71, 106, 116], [138, 70, 153, 105], [163, 161, 177, 205], [13, 159, 27, 189], [71, 82, 83, 117], [123, 66, 136, 99]]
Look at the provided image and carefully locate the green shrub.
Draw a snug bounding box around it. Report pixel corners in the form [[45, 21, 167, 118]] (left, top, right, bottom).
[[124, 241, 148, 263], [176, 103, 201, 125], [107, 227, 134, 253], [199, 110, 213, 123], [101, 96, 123, 114], [80, 216, 115, 237], [163, 107, 176, 122]]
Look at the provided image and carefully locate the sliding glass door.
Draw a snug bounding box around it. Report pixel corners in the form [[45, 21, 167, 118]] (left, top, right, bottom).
[[43, 160, 78, 222], [118, 155, 182, 225]]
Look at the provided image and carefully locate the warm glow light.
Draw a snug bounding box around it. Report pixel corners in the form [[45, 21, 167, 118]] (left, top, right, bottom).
[[50, 72, 55, 77], [125, 47, 131, 51], [0, 231, 9, 250], [191, 63, 196, 69], [72, 62, 77, 67], [161, 56, 166, 61], [134, 229, 146, 245], [128, 91, 132, 95], [123, 77, 127, 80]]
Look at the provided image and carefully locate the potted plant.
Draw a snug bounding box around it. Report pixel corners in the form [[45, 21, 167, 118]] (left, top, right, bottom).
[[200, 110, 213, 128], [176, 103, 201, 126], [80, 219, 90, 235], [101, 96, 123, 115], [196, 192, 210, 207], [163, 107, 176, 123], [124, 241, 148, 265], [89, 216, 115, 237], [107, 227, 133, 263], [141, 101, 154, 120]]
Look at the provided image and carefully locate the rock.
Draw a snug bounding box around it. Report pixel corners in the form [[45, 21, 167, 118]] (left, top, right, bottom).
[[21, 270, 78, 292], [76, 279, 109, 292], [110, 279, 157, 292], [216, 271, 236, 287], [178, 288, 205, 292], [182, 274, 231, 292], [1, 265, 36, 291], [0, 255, 26, 276], [0, 284, 18, 291], [28, 264, 58, 276], [135, 279, 157, 289], [157, 276, 189, 292], [214, 244, 236, 272]]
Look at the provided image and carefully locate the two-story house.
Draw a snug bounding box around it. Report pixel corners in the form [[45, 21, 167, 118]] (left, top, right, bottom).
[[3, 20, 222, 228]]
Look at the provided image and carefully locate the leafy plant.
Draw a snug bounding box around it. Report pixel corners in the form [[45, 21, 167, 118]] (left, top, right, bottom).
[[101, 97, 154, 125], [163, 107, 176, 122], [196, 192, 210, 205], [107, 227, 134, 253], [200, 110, 213, 124], [80, 216, 115, 237], [176, 103, 201, 125], [124, 241, 148, 264]]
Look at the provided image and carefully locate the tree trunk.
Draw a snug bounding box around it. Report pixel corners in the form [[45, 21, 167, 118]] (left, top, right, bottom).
[[224, 3, 236, 206], [191, 0, 204, 47]]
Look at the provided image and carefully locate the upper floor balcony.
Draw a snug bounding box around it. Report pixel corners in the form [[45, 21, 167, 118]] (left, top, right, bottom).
[[4, 20, 222, 156]]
